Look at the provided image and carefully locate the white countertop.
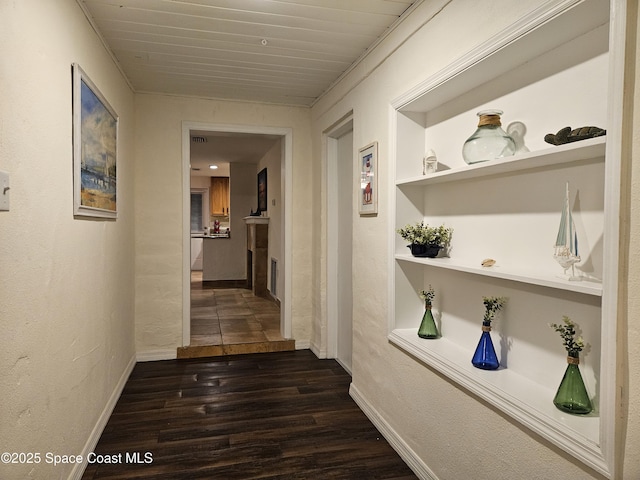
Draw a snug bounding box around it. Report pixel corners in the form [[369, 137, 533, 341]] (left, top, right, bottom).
[[243, 216, 269, 224], [191, 233, 230, 239]]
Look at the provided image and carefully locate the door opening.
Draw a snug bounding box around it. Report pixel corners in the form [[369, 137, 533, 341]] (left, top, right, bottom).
[[327, 116, 354, 373], [181, 122, 294, 348]]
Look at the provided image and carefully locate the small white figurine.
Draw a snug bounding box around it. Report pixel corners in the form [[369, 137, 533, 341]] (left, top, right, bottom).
[[423, 149, 438, 175]]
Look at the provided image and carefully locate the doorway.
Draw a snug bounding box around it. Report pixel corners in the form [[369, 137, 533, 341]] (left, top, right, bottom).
[[181, 122, 294, 349], [327, 117, 354, 373]]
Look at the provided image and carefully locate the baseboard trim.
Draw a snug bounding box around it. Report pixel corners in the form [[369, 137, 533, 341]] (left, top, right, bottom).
[[308, 340, 326, 358], [268, 292, 281, 307], [336, 357, 352, 375], [136, 349, 177, 362], [295, 339, 311, 351], [349, 384, 438, 480], [70, 353, 136, 480], [202, 279, 247, 288]]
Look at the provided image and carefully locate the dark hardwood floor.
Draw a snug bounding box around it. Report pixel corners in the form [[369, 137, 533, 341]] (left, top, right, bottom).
[[82, 350, 417, 479]]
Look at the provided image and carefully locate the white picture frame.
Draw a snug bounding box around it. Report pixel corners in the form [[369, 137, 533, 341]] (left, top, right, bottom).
[[73, 63, 118, 218], [358, 141, 378, 216]]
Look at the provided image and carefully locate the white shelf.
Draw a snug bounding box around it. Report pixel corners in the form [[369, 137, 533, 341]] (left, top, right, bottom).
[[397, 137, 605, 187], [395, 1, 610, 115], [395, 254, 603, 296], [389, 0, 623, 476], [388, 328, 606, 471]]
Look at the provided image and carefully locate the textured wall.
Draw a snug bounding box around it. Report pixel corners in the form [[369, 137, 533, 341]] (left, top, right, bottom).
[[257, 139, 284, 300], [134, 94, 313, 355], [0, 1, 136, 479], [311, 0, 638, 479]]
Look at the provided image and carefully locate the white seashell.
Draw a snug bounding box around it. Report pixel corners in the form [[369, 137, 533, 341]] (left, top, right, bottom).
[[481, 258, 496, 267]]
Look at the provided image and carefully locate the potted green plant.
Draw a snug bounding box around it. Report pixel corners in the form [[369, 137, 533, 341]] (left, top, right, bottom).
[[396, 221, 453, 257]]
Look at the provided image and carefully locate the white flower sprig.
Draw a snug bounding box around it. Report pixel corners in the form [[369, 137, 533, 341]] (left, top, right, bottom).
[[482, 296, 507, 324], [419, 285, 435, 306], [549, 316, 585, 357]]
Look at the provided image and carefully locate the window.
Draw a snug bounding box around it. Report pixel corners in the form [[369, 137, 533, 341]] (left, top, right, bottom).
[[190, 191, 205, 232]]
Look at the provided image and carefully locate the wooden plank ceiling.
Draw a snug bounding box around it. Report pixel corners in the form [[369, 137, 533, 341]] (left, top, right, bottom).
[[79, 0, 416, 106]]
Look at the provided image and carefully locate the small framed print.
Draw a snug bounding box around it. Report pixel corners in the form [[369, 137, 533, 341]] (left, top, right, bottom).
[[358, 141, 378, 216], [73, 63, 118, 218]]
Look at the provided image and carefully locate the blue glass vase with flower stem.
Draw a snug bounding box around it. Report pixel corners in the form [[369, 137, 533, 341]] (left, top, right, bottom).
[[471, 321, 499, 369], [471, 296, 506, 370], [417, 286, 438, 339], [550, 316, 592, 414]]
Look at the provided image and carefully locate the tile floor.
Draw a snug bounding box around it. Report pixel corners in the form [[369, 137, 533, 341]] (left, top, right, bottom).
[[190, 271, 286, 346]]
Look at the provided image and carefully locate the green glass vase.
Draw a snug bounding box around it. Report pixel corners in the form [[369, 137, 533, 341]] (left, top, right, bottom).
[[418, 303, 438, 339], [553, 354, 592, 415]]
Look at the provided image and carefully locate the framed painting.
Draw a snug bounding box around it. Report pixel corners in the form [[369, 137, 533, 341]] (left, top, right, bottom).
[[358, 141, 378, 215], [257, 167, 267, 213], [73, 63, 118, 218]]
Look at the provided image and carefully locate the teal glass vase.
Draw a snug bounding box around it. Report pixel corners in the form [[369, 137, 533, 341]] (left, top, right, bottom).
[[462, 110, 516, 164], [553, 354, 592, 415], [471, 322, 499, 370], [417, 303, 438, 339]]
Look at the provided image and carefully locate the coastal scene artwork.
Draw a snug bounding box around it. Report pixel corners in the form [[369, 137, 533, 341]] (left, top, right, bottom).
[[73, 63, 118, 218]]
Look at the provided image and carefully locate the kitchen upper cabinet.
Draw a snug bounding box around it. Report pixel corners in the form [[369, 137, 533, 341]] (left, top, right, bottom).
[[210, 177, 229, 215]]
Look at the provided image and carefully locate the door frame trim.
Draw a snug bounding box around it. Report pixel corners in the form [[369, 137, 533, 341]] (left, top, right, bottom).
[[181, 121, 293, 345], [325, 114, 353, 365]]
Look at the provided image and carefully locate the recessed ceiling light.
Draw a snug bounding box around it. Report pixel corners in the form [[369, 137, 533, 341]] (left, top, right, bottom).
[[209, 165, 218, 170]]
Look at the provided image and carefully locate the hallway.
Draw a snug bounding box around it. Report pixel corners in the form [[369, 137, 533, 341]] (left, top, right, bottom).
[[178, 272, 295, 358]]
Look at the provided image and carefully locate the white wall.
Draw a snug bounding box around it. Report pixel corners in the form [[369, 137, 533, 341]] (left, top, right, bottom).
[[229, 162, 257, 279], [134, 94, 313, 355], [311, 1, 639, 479], [190, 176, 210, 190], [0, 1, 136, 479], [257, 139, 283, 299]]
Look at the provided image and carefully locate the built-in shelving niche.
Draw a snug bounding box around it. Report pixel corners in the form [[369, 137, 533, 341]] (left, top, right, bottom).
[[388, 0, 625, 477]]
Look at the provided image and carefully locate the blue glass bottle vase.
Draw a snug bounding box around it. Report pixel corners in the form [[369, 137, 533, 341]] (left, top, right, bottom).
[[417, 303, 438, 339], [553, 354, 592, 415], [471, 322, 499, 370]]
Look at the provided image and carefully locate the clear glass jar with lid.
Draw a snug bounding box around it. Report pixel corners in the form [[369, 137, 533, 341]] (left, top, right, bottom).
[[462, 109, 516, 164]]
